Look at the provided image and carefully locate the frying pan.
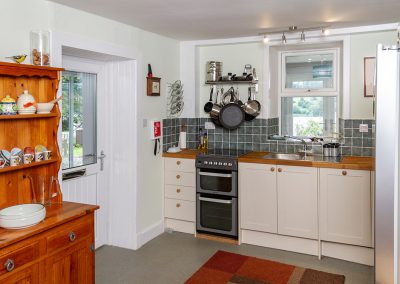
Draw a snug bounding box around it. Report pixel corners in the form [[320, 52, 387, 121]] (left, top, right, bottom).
[[203, 87, 214, 113], [218, 92, 244, 130], [243, 87, 261, 121]]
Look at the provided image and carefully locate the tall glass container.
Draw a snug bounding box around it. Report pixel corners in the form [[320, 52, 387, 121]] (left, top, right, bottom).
[[30, 30, 50, 66]]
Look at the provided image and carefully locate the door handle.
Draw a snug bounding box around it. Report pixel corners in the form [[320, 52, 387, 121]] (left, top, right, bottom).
[[199, 172, 232, 178], [198, 197, 233, 204], [98, 150, 106, 171]]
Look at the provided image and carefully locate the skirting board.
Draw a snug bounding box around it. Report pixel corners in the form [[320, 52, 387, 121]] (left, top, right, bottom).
[[165, 218, 195, 234], [137, 220, 164, 248], [241, 229, 374, 266]]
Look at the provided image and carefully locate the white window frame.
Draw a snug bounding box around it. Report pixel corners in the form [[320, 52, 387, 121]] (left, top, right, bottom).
[[278, 47, 341, 137]]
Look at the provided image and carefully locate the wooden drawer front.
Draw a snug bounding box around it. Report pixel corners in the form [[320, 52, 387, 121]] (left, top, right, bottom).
[[165, 171, 195, 187], [0, 242, 39, 276], [165, 158, 195, 173], [165, 185, 195, 201], [46, 216, 92, 254], [165, 198, 195, 222]]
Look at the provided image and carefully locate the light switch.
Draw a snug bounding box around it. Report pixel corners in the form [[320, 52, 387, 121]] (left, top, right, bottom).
[[143, 119, 148, 127], [359, 124, 368, 133]]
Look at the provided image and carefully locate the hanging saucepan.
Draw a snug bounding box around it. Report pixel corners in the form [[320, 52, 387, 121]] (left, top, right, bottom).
[[243, 86, 261, 121], [204, 86, 214, 113], [209, 87, 222, 126], [221, 87, 237, 106], [218, 91, 245, 130]]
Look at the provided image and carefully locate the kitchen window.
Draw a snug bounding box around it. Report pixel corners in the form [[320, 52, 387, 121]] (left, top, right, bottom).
[[279, 48, 340, 137], [61, 71, 97, 170]]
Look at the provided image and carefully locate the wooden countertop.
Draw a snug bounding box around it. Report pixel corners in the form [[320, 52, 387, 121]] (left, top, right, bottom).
[[162, 149, 202, 159], [239, 152, 374, 171], [0, 201, 99, 249]]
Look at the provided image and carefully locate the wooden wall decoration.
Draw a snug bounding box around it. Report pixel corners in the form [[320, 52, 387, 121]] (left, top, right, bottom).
[[147, 77, 161, 96]]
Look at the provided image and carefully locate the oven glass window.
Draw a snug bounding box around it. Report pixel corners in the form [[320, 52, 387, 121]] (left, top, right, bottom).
[[199, 169, 232, 193], [199, 198, 232, 232]]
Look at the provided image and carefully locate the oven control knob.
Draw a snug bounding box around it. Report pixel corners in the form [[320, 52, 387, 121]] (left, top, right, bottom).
[[228, 163, 232, 166], [204, 161, 208, 165], [223, 162, 227, 166], [214, 162, 218, 165], [218, 162, 222, 165]]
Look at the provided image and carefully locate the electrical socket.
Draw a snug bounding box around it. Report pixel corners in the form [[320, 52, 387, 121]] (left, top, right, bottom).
[[359, 124, 368, 133], [205, 122, 215, 130]]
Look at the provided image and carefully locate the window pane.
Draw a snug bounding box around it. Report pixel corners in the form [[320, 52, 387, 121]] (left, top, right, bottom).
[[281, 97, 336, 137], [285, 53, 334, 89], [62, 71, 97, 170]]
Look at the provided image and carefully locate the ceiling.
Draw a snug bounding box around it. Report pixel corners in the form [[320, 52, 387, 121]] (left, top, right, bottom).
[[49, 0, 399, 40]]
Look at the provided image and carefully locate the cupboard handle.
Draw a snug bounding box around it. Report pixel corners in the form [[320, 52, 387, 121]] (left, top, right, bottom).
[[176, 161, 181, 165], [271, 167, 275, 172], [4, 259, 14, 272], [69, 231, 76, 242], [176, 175, 181, 179], [90, 243, 95, 252], [176, 188, 181, 193], [176, 203, 181, 208], [342, 170, 347, 176], [278, 168, 282, 173]]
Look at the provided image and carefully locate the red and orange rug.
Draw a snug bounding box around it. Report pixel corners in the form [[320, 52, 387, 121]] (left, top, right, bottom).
[[185, 251, 345, 284]]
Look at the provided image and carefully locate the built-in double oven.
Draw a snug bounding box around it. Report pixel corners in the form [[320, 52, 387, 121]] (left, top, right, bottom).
[[196, 156, 238, 238]]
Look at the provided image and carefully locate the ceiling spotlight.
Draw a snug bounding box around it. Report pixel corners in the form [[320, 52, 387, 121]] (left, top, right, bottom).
[[300, 31, 306, 42], [282, 32, 287, 44], [263, 35, 269, 43], [322, 28, 330, 36]]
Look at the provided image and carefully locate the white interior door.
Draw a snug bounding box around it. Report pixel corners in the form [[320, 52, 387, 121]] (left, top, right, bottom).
[[60, 56, 109, 248]]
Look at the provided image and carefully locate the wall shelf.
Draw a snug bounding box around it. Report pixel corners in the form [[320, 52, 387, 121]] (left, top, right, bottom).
[[0, 113, 58, 120], [205, 81, 258, 85], [0, 159, 58, 174]]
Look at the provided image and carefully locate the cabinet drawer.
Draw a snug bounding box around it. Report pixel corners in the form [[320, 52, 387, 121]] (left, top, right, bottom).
[[165, 171, 195, 187], [165, 185, 195, 201], [0, 242, 39, 276], [46, 216, 92, 254], [165, 198, 195, 222], [165, 158, 195, 173]]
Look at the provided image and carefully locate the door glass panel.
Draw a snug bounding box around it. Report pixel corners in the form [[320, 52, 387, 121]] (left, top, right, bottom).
[[199, 169, 232, 193], [62, 71, 97, 170], [200, 199, 232, 232], [285, 53, 334, 89]]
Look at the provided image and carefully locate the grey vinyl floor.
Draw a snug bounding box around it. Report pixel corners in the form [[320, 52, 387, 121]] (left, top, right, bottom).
[[95, 232, 374, 284]]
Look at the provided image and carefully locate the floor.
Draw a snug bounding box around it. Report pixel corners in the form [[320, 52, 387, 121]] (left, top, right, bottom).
[[95, 232, 374, 284]]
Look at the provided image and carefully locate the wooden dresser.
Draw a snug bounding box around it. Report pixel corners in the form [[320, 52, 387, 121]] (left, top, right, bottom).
[[0, 62, 98, 283]]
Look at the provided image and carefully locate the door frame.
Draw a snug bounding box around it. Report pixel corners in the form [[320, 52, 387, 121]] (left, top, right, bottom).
[[52, 31, 141, 249]]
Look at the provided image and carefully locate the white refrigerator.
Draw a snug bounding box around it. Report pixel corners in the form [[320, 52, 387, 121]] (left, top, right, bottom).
[[375, 44, 400, 284]]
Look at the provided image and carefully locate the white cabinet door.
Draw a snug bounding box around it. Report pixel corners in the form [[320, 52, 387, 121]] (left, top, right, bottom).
[[277, 165, 318, 239], [239, 163, 277, 233], [320, 168, 372, 247]]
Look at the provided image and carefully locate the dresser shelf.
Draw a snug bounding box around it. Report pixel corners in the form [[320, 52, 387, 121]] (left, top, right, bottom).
[[0, 159, 58, 174], [0, 113, 57, 120]]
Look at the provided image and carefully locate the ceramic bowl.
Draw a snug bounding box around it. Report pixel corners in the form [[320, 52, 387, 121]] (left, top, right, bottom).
[[0, 204, 46, 229], [36, 103, 54, 114], [0, 150, 10, 166]]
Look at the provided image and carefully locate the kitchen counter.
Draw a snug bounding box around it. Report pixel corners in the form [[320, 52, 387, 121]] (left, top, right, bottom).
[[239, 152, 374, 171], [162, 149, 203, 159], [0, 201, 99, 249]]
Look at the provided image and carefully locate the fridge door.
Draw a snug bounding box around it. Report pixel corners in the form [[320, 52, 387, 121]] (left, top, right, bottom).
[[375, 44, 400, 284]]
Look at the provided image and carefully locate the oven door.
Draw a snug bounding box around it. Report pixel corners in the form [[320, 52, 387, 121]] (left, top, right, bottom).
[[196, 168, 237, 197], [196, 194, 238, 237]]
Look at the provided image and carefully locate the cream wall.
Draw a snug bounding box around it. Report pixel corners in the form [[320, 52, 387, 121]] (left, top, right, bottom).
[[0, 0, 180, 238], [350, 30, 396, 119], [198, 42, 264, 118]]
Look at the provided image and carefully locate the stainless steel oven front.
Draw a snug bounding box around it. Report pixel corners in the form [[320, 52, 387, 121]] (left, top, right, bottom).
[[196, 168, 238, 197], [196, 194, 238, 237]]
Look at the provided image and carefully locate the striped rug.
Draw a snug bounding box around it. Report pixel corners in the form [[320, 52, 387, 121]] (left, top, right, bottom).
[[185, 250, 345, 284]]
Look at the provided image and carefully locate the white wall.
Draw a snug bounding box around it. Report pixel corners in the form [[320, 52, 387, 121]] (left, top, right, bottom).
[[0, 0, 180, 245], [350, 30, 396, 119]]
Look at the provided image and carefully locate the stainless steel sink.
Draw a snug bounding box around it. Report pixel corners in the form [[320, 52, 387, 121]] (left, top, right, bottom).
[[263, 153, 303, 160]]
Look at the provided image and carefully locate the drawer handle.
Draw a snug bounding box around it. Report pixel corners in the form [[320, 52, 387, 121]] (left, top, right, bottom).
[[176, 161, 181, 165], [271, 167, 275, 172], [176, 203, 181, 208], [176, 188, 181, 193], [278, 168, 282, 173], [90, 243, 95, 252], [176, 174, 181, 179], [4, 259, 14, 272], [69, 231, 76, 242], [342, 170, 347, 176]]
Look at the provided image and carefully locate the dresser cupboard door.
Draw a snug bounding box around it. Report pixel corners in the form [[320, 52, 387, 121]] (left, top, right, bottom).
[[277, 165, 318, 239], [0, 263, 39, 284], [320, 168, 372, 247], [239, 163, 278, 233]]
